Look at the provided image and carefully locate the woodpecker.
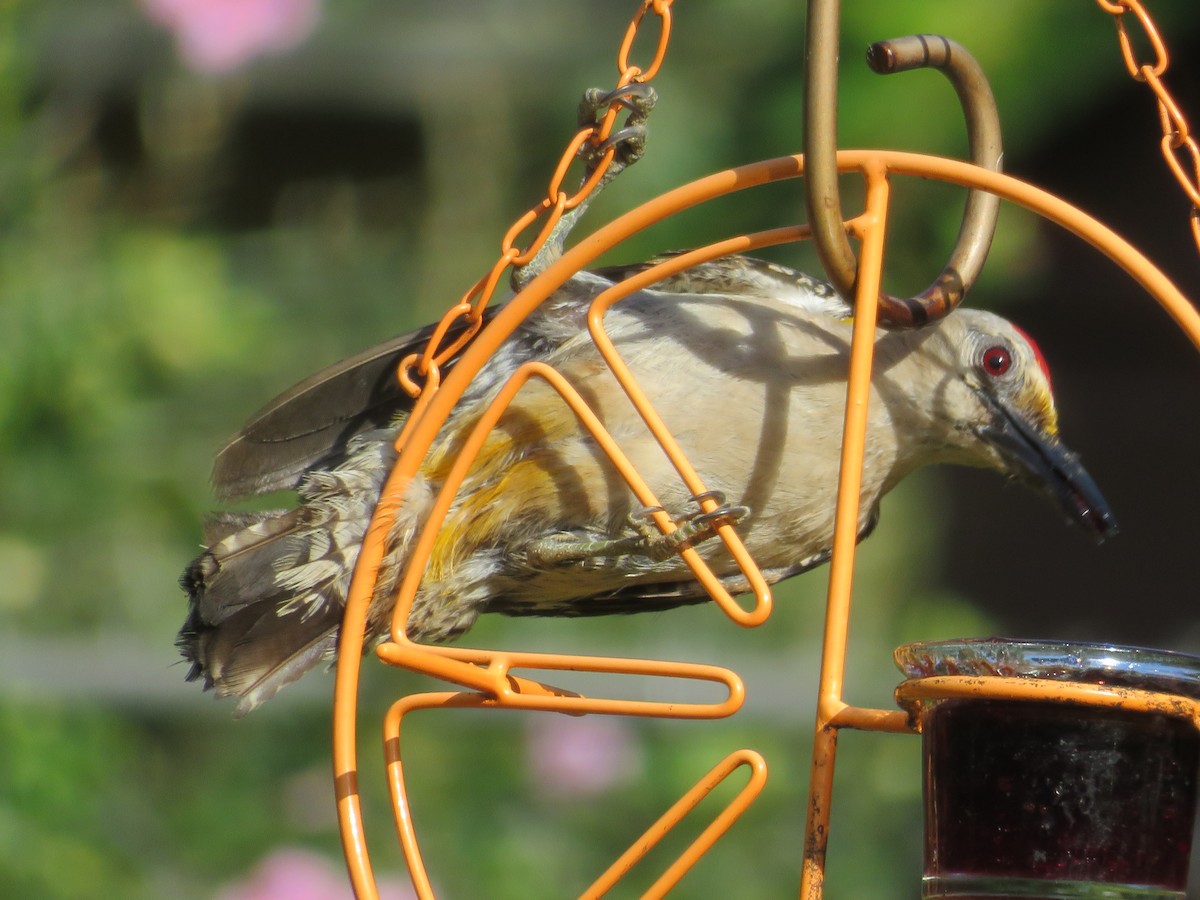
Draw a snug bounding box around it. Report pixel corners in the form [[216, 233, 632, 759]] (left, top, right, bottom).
[[179, 253, 1116, 716]]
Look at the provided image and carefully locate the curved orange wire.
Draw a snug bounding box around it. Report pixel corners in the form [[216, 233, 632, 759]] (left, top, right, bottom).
[[333, 150, 1200, 900], [377, 357, 774, 692], [582, 228, 817, 627], [382, 694, 761, 900], [581, 748, 767, 900], [380, 662, 747, 899]]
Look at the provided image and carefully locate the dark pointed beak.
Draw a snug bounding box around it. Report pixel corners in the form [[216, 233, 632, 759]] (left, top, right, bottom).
[[978, 400, 1118, 542]]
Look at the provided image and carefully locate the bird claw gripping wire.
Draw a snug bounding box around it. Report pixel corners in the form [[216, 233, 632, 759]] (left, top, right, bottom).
[[635, 492, 751, 563], [512, 83, 658, 290], [578, 82, 658, 171], [524, 492, 749, 567]]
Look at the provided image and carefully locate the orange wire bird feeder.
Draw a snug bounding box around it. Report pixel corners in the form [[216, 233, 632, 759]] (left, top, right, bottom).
[[325, 2, 1200, 897]]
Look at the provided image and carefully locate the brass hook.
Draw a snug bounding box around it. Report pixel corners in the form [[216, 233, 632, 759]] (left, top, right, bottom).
[[803, 5, 1004, 325], [868, 35, 1003, 325]]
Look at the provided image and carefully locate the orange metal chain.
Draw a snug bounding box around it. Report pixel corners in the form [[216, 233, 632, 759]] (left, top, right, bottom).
[[1094, 0, 1200, 253], [397, 0, 674, 396]]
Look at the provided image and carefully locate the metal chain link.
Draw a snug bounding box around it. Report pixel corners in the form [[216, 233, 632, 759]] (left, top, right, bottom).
[[1095, 0, 1200, 254], [398, 0, 675, 397]]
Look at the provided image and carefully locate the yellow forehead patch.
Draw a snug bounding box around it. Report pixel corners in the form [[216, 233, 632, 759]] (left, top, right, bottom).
[[1024, 378, 1059, 438]]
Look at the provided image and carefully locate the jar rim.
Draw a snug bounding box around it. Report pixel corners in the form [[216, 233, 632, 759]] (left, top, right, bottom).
[[895, 638, 1200, 699]]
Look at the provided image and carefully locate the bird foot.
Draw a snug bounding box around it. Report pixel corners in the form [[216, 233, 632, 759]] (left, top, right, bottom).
[[525, 492, 748, 567], [577, 82, 658, 173], [512, 83, 657, 290], [632, 491, 750, 562]]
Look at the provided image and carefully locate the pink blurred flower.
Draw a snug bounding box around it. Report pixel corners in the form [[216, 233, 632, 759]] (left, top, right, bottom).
[[141, 0, 321, 75], [526, 715, 643, 798], [216, 847, 415, 900]]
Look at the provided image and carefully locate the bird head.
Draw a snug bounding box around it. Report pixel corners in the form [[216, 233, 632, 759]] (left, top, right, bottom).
[[902, 308, 1117, 542]]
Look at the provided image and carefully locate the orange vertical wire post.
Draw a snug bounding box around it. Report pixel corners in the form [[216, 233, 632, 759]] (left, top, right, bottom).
[[799, 159, 891, 900]]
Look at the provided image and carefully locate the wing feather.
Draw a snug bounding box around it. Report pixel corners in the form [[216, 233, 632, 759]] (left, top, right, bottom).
[[594, 253, 850, 318], [213, 310, 496, 500]]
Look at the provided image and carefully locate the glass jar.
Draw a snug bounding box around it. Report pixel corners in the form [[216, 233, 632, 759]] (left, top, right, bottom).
[[895, 639, 1200, 900]]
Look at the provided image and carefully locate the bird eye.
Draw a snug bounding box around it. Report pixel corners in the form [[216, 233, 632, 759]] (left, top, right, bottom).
[[981, 345, 1012, 377]]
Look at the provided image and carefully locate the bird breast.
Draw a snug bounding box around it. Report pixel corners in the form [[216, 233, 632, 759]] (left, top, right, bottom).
[[410, 291, 908, 613]]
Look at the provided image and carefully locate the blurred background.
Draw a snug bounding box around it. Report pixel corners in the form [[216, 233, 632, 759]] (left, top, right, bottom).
[[2, 1, 1199, 897]]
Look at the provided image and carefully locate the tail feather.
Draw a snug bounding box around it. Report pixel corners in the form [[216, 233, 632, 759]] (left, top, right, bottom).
[[179, 508, 347, 715], [193, 599, 341, 717], [186, 511, 303, 621]]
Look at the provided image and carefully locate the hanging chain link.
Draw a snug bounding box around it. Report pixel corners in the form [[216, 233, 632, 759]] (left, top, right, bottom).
[[398, 0, 675, 397], [1094, 0, 1200, 254]]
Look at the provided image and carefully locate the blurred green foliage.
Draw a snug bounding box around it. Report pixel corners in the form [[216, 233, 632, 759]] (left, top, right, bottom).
[[2, 2, 1195, 898]]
